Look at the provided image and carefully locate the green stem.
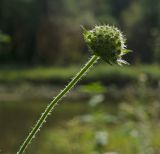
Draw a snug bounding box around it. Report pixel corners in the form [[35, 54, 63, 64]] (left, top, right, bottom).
[[17, 55, 99, 154]]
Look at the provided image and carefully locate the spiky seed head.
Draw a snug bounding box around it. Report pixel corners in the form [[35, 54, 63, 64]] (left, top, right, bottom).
[[82, 25, 130, 65]]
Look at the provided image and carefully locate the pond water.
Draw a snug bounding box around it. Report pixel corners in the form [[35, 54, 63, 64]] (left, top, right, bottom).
[[0, 100, 100, 153]]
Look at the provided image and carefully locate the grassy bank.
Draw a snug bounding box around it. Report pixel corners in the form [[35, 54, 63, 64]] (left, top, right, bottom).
[[0, 65, 160, 86]]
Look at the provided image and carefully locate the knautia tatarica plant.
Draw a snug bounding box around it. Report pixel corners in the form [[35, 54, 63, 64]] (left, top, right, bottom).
[[17, 25, 130, 154]]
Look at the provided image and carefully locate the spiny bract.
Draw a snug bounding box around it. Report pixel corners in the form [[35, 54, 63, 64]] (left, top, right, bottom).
[[83, 25, 130, 65]]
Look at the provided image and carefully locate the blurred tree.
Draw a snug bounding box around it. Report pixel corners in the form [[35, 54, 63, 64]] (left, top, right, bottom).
[[122, 0, 160, 63], [108, 0, 132, 22], [0, 31, 12, 63], [0, 0, 40, 64], [139, 0, 160, 63], [121, 0, 144, 63], [0, 0, 160, 65], [153, 30, 160, 63]]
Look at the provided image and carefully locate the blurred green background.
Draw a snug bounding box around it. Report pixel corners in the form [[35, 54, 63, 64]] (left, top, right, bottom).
[[0, 0, 160, 153]]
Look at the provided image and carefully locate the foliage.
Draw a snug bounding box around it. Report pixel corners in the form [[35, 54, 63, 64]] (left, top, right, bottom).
[[0, 0, 160, 64], [0, 76, 160, 153], [0, 65, 160, 88], [29, 90, 160, 154]]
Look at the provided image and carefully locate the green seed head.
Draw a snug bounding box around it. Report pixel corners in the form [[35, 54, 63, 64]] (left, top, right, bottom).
[[82, 25, 130, 65]]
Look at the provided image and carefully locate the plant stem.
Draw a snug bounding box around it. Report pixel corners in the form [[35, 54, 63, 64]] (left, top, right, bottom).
[[17, 55, 99, 154]]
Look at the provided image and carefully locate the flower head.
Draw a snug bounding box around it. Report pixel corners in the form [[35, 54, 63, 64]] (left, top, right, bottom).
[[82, 25, 130, 65]]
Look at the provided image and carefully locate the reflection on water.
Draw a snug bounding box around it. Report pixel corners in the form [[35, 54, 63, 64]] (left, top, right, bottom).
[[0, 100, 89, 154]]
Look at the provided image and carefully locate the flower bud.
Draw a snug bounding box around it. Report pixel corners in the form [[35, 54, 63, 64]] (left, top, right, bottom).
[[83, 25, 130, 65]]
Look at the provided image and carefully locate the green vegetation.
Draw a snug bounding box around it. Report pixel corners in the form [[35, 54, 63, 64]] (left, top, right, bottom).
[[33, 87, 160, 154], [35, 117, 160, 154], [0, 65, 160, 86], [0, 0, 160, 64], [1, 92, 160, 154], [0, 0, 160, 153]]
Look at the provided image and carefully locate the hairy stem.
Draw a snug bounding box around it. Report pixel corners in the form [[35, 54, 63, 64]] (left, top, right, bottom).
[[17, 55, 99, 154]]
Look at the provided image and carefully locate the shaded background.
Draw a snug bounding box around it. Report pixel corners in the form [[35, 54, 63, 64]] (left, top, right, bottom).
[[0, 0, 160, 154]]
